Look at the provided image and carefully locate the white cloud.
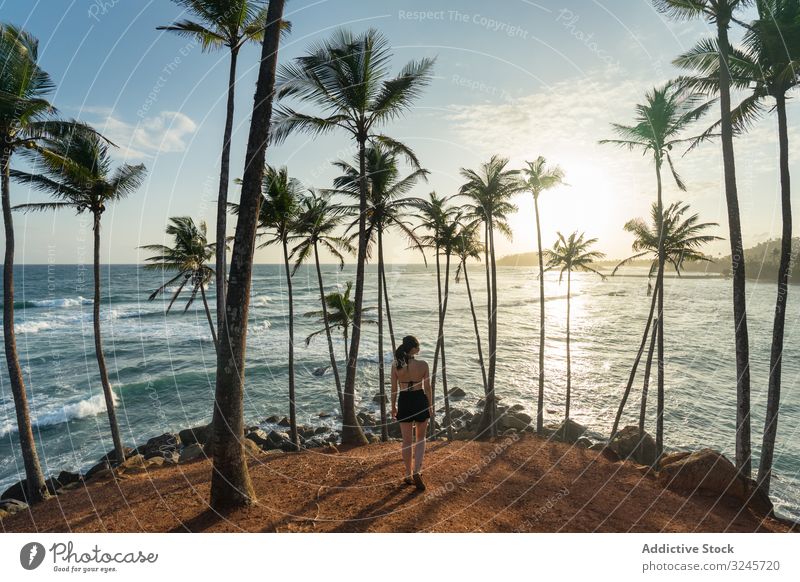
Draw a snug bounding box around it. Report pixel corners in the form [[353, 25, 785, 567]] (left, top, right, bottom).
[[70, 107, 197, 161]]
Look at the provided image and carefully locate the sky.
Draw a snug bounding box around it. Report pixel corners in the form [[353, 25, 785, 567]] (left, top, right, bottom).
[[3, 0, 798, 265]]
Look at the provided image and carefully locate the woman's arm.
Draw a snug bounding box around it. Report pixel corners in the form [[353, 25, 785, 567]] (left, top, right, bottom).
[[390, 362, 398, 418]]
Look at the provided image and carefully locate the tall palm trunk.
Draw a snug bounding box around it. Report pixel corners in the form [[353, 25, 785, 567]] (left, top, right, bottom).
[[1, 147, 49, 503], [210, 0, 284, 510], [463, 260, 488, 396], [534, 194, 546, 434], [479, 215, 500, 437], [381, 258, 396, 353], [654, 161, 666, 463], [758, 93, 792, 495], [640, 315, 658, 437], [341, 133, 368, 445], [343, 325, 349, 361], [377, 228, 388, 441], [717, 16, 751, 479], [92, 213, 125, 464], [200, 282, 218, 351], [215, 46, 240, 348], [565, 269, 572, 421], [611, 284, 660, 437], [440, 252, 454, 440], [314, 243, 344, 414], [282, 238, 298, 449], [430, 243, 442, 440]]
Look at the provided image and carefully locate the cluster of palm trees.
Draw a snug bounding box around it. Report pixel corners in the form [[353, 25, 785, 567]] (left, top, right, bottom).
[[2, 0, 795, 514], [601, 0, 799, 499]]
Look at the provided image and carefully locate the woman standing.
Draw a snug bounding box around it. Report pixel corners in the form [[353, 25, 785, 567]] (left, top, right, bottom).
[[391, 335, 432, 490]]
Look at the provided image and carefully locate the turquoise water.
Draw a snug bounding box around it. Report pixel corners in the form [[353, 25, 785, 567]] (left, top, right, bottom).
[[0, 263, 798, 521]]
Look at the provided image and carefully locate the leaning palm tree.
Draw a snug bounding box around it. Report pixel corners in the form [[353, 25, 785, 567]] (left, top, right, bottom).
[[208, 0, 285, 510], [332, 144, 428, 440], [304, 281, 377, 362], [521, 156, 567, 434], [459, 156, 524, 438], [654, 0, 755, 479], [611, 202, 721, 455], [453, 223, 489, 401], [291, 190, 354, 415], [271, 28, 435, 445], [252, 165, 302, 449], [140, 216, 221, 350], [157, 0, 288, 338], [543, 232, 606, 424], [0, 23, 83, 504], [417, 195, 461, 440], [12, 129, 147, 468], [674, 0, 800, 495], [599, 81, 712, 454]]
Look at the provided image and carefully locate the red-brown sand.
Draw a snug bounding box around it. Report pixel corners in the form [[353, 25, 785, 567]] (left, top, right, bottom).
[[1, 434, 793, 533]]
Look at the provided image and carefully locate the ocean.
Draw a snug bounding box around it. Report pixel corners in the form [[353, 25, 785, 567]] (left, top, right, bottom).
[[0, 263, 798, 521]]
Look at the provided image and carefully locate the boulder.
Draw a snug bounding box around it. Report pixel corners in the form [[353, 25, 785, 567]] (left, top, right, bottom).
[[58, 481, 83, 493], [657, 448, 749, 502], [313, 366, 328, 377], [245, 429, 270, 448], [314, 426, 328, 435], [0, 509, 7, 520], [277, 417, 291, 428], [179, 443, 206, 464], [507, 404, 525, 413], [119, 454, 148, 473], [0, 498, 28, 515], [366, 433, 381, 444], [450, 387, 466, 399], [136, 433, 180, 459], [499, 411, 532, 432], [145, 456, 166, 468], [266, 430, 291, 449], [85, 460, 112, 481], [178, 423, 212, 447], [551, 419, 587, 444], [1, 480, 26, 501], [575, 437, 593, 449], [607, 426, 658, 466], [372, 393, 384, 403], [264, 415, 281, 423], [318, 412, 332, 418]]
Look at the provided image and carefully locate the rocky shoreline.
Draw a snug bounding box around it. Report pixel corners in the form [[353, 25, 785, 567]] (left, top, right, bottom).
[[0, 390, 784, 524]]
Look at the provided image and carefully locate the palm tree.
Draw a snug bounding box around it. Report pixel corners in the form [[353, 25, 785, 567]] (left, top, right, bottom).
[[611, 202, 721, 453], [209, 0, 285, 510], [453, 223, 489, 401], [0, 23, 80, 504], [157, 0, 288, 339], [459, 156, 524, 438], [543, 232, 606, 424], [417, 195, 462, 440], [599, 81, 711, 456], [304, 281, 377, 363], [521, 156, 567, 434], [12, 129, 147, 468], [674, 0, 800, 495], [271, 28, 435, 445], [654, 0, 755, 479], [253, 165, 302, 449], [332, 144, 428, 440], [291, 190, 353, 415], [140, 216, 221, 350]]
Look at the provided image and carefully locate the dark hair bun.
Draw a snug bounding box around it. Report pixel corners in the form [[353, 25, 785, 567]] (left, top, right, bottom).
[[394, 335, 419, 369]]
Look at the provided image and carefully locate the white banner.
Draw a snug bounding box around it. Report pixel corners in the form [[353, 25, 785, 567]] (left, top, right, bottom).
[[0, 533, 797, 581]]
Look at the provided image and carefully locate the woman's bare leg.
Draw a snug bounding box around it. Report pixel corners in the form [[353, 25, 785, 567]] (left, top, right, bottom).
[[413, 419, 428, 474], [400, 422, 413, 477]]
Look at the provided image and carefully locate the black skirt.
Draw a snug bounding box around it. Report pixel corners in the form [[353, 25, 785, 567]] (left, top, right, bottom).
[[397, 389, 430, 423]]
